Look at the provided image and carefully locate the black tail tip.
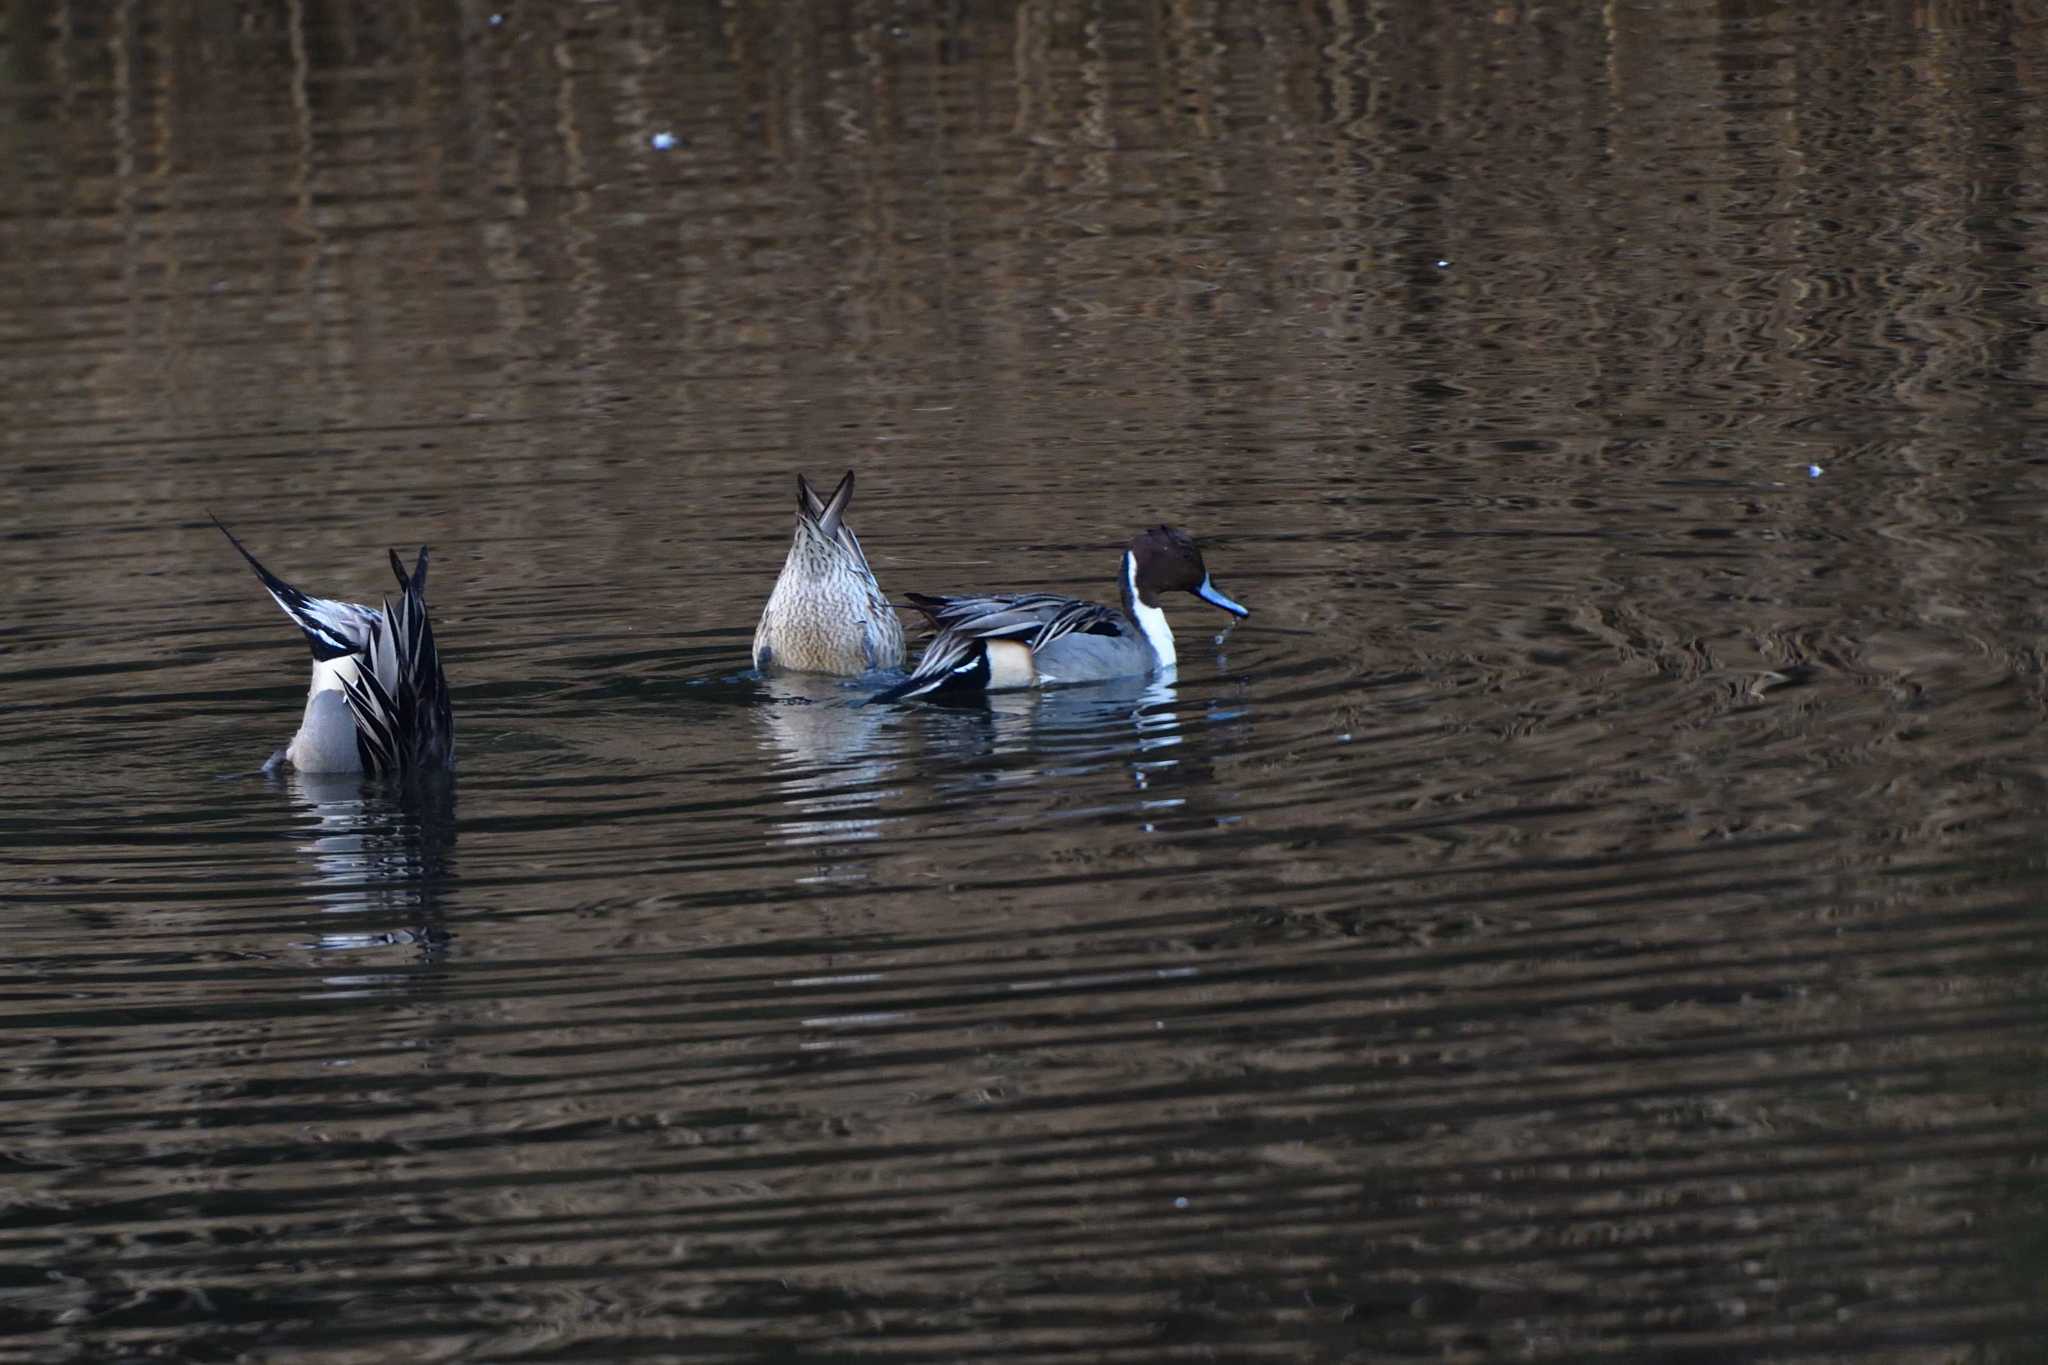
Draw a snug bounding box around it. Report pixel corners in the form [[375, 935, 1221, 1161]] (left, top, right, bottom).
[[871, 674, 929, 704], [390, 546, 431, 594], [873, 643, 992, 703]]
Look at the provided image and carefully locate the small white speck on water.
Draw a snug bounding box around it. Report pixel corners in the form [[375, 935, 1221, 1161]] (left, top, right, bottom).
[[1173, 1196, 1190, 1209], [488, 12, 503, 26], [1807, 464, 1824, 478], [650, 131, 678, 151]]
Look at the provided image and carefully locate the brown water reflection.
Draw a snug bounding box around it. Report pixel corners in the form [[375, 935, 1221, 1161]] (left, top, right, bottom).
[[3, 1, 2047, 1360]]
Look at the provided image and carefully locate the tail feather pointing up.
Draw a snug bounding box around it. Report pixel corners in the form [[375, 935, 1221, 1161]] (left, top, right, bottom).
[[213, 514, 380, 663]]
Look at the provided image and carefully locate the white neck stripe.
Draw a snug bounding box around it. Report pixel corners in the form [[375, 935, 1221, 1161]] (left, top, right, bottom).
[[1124, 551, 1176, 668]]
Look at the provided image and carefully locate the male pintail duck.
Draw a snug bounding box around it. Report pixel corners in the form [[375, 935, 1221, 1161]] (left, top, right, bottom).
[[214, 518, 454, 775], [876, 526, 1247, 701], [753, 470, 905, 676]]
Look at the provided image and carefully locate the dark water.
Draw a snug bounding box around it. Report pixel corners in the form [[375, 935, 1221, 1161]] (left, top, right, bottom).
[[5, 2, 2047, 1360]]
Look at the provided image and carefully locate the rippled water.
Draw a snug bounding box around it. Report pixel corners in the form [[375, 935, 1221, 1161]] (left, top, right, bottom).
[[5, 2, 2047, 1360]]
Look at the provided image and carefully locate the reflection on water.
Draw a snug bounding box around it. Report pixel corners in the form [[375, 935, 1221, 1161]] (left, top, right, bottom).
[[283, 771, 456, 959], [756, 672, 1208, 866], [753, 674, 897, 872], [2, 0, 2047, 1359]]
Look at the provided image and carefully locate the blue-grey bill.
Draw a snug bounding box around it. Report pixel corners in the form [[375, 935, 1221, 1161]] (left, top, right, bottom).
[[1196, 575, 1249, 617]]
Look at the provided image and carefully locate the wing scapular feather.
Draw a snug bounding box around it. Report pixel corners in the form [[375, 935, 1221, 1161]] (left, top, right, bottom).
[[339, 546, 454, 775], [877, 592, 1123, 701]]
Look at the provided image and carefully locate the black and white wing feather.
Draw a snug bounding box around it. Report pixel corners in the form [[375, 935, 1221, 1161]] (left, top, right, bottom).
[[338, 547, 455, 774], [876, 592, 1123, 700]]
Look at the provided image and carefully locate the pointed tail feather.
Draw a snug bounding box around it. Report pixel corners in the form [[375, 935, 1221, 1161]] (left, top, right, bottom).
[[797, 473, 826, 521], [794, 470, 858, 536], [212, 514, 377, 662], [787, 469, 876, 575], [386, 544, 432, 595], [816, 470, 855, 538]]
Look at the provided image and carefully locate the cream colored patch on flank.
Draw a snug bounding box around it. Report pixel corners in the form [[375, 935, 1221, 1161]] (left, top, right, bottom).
[[985, 639, 1038, 690]]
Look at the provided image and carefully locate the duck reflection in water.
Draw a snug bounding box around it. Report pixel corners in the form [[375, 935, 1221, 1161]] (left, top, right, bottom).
[[947, 675, 1200, 829], [754, 552, 1245, 871], [754, 672, 1203, 886], [281, 769, 457, 971], [753, 673, 903, 884]]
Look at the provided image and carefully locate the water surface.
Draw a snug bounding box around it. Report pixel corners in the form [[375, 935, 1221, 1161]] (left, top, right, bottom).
[[4, 2, 2046, 1360]]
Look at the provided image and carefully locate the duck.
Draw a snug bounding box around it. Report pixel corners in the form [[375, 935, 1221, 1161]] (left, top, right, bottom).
[[876, 526, 1247, 701], [753, 470, 905, 676], [214, 517, 454, 775]]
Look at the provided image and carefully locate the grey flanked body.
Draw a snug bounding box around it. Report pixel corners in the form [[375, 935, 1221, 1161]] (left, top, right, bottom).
[[1030, 628, 1158, 683], [288, 688, 365, 772], [753, 470, 905, 676], [215, 518, 455, 776], [876, 526, 1249, 702]]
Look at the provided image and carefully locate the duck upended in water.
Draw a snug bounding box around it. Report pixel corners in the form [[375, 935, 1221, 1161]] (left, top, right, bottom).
[[753, 470, 905, 676], [214, 518, 454, 775], [876, 526, 1247, 701]]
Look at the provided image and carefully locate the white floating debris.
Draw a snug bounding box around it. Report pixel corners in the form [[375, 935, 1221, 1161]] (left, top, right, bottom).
[[488, 12, 504, 26], [1173, 1196, 1190, 1209], [800, 1011, 910, 1028], [1434, 258, 1450, 269], [650, 131, 678, 151], [1807, 464, 1824, 478], [1004, 966, 1197, 994]]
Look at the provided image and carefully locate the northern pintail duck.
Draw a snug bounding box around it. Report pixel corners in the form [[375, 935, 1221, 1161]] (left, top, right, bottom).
[[877, 526, 1247, 700], [214, 519, 454, 775], [753, 470, 905, 676]]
